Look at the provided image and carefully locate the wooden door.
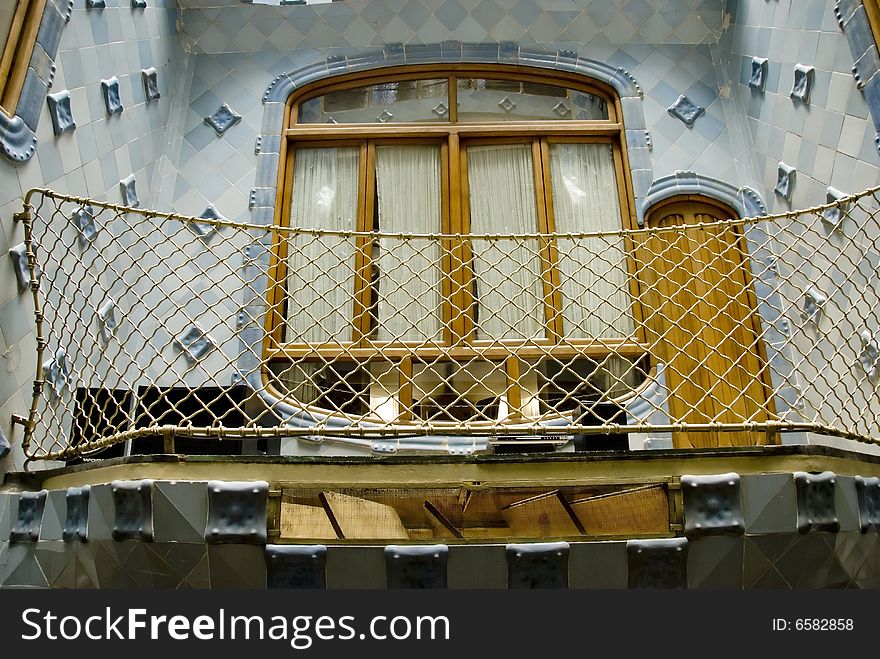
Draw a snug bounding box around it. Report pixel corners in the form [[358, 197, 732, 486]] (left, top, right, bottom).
[[638, 197, 773, 447]]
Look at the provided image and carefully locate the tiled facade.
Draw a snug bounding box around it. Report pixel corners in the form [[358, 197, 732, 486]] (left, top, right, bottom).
[[2, 0, 880, 470]]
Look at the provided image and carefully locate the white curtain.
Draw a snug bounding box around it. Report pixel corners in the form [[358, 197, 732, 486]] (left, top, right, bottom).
[[375, 145, 442, 342], [466, 143, 544, 341], [286, 147, 359, 343], [549, 143, 633, 339]]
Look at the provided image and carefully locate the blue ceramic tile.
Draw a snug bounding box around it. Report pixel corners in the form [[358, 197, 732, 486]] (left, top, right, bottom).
[[142, 67, 160, 103], [385, 544, 448, 589], [794, 472, 840, 534], [46, 90, 75, 136], [112, 480, 154, 542], [506, 542, 569, 589], [682, 473, 745, 538], [204, 103, 242, 136], [100, 76, 123, 116], [266, 544, 327, 589], [205, 481, 268, 545]]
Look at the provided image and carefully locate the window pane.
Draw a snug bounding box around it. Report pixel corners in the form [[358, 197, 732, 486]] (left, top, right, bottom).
[[457, 78, 608, 122], [466, 143, 544, 341], [374, 144, 443, 343], [286, 147, 360, 343], [297, 79, 449, 124], [549, 143, 634, 339]]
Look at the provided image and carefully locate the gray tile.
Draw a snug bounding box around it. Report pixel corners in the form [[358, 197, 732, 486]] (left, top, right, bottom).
[[39, 490, 65, 541], [743, 533, 798, 588], [687, 536, 744, 589], [795, 471, 840, 534], [2, 544, 47, 588], [33, 541, 75, 587], [569, 541, 627, 589], [205, 480, 267, 545], [266, 544, 326, 589], [742, 473, 797, 534], [111, 479, 153, 542], [627, 538, 688, 589], [447, 545, 506, 589], [87, 484, 113, 541], [506, 542, 569, 589], [11, 491, 47, 543], [835, 476, 860, 533], [385, 544, 448, 589], [326, 546, 386, 589], [682, 473, 745, 538], [153, 481, 207, 542], [63, 485, 89, 543]]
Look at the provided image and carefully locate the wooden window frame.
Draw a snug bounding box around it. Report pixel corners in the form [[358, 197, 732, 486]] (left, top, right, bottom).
[[264, 65, 645, 423], [0, 0, 47, 117]]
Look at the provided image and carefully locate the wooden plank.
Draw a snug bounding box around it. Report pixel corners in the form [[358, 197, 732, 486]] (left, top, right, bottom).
[[280, 501, 339, 539], [318, 490, 410, 540], [500, 489, 584, 536], [568, 484, 669, 536]]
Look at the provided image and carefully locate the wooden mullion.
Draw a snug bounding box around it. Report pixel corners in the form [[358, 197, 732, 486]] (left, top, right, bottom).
[[505, 356, 523, 419], [264, 144, 297, 354], [398, 356, 413, 422], [611, 140, 648, 345], [352, 142, 374, 344], [451, 133, 473, 344], [448, 75, 458, 123], [537, 138, 564, 342], [440, 141, 454, 346]]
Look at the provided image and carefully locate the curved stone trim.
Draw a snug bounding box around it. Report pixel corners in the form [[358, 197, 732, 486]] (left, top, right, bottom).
[[0, 112, 37, 162], [643, 171, 768, 224], [262, 42, 644, 104]]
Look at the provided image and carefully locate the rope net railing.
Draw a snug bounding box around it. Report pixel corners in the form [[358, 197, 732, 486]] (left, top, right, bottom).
[[17, 186, 880, 460]]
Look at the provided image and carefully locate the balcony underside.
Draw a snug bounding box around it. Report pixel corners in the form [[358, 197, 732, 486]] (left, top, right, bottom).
[[2, 445, 880, 588]]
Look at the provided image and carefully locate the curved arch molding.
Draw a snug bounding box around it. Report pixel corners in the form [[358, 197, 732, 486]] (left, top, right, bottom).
[[0, 0, 73, 164], [642, 171, 767, 222]]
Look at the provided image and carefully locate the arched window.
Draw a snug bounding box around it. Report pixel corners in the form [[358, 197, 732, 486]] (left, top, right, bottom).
[[266, 65, 645, 428]]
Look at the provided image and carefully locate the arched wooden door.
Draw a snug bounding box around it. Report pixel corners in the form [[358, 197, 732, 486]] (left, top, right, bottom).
[[637, 196, 774, 448]]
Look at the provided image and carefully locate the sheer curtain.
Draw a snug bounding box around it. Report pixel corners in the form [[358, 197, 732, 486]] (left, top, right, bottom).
[[466, 143, 544, 341], [375, 145, 442, 342], [549, 143, 633, 339], [287, 147, 360, 343]]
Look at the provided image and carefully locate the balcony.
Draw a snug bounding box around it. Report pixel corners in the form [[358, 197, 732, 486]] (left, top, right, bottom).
[[10, 185, 880, 462]]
